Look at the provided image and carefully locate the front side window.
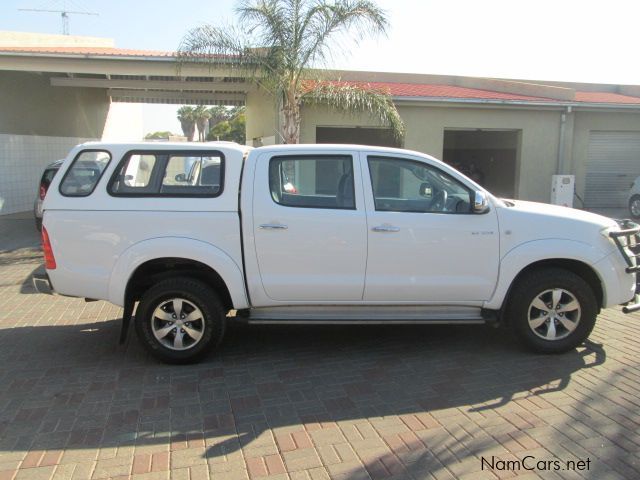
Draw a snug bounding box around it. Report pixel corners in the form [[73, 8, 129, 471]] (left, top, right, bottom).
[[59, 150, 111, 197], [109, 151, 223, 197], [269, 155, 355, 209], [368, 156, 472, 213]]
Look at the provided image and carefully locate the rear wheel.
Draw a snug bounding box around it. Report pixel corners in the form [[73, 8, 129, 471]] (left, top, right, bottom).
[[506, 268, 597, 353], [135, 277, 226, 363]]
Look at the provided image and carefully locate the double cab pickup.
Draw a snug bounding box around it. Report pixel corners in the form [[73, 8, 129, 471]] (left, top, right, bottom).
[[36, 142, 640, 363]]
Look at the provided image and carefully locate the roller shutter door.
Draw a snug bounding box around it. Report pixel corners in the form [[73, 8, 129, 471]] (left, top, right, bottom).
[[584, 131, 640, 208]]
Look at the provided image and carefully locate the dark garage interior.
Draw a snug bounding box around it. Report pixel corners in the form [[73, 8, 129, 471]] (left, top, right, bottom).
[[443, 129, 520, 198]]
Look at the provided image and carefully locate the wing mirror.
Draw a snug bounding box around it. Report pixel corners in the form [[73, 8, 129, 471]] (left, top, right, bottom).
[[473, 190, 490, 214]]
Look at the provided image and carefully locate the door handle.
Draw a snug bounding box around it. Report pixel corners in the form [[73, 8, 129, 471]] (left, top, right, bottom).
[[259, 223, 288, 230], [371, 225, 400, 233]]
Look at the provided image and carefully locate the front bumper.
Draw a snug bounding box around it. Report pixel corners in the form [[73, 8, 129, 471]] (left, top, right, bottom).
[[610, 219, 640, 313]]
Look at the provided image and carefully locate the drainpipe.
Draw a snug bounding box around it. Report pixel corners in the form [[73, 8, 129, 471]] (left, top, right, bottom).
[[557, 106, 572, 174]]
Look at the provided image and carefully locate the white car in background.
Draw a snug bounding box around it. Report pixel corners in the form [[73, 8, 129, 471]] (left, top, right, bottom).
[[629, 177, 640, 218]]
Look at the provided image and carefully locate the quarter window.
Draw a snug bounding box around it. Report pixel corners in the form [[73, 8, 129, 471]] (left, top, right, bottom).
[[109, 151, 224, 197], [59, 150, 111, 197], [368, 156, 472, 213], [269, 155, 355, 209]]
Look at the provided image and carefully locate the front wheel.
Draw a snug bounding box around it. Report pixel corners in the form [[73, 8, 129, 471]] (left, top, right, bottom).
[[506, 268, 597, 353], [135, 277, 226, 363]]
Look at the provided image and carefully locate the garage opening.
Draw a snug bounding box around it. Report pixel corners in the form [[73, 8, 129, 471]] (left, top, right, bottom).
[[443, 129, 520, 198], [584, 131, 640, 208], [316, 126, 400, 147]]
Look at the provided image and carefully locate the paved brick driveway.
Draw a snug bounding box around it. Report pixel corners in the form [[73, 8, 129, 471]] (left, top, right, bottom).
[[0, 213, 639, 480]]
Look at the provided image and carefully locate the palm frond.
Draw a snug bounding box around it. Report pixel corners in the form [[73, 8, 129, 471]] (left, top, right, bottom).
[[302, 82, 405, 141], [297, 0, 388, 79]]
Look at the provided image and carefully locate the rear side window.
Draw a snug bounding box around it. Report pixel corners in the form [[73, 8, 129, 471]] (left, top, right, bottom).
[[59, 150, 111, 197], [269, 155, 355, 209], [109, 151, 224, 197]]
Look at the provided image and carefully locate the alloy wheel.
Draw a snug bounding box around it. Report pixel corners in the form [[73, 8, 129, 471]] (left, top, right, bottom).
[[151, 298, 205, 350], [527, 288, 581, 341]]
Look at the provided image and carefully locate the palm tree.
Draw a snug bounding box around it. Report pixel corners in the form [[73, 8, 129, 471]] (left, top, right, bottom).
[[193, 105, 211, 142], [178, 0, 404, 145], [177, 106, 197, 141], [208, 105, 232, 130]]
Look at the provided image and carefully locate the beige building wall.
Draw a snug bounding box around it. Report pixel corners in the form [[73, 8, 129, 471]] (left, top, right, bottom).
[[0, 71, 109, 138], [245, 89, 279, 145], [0, 71, 109, 214], [570, 110, 640, 201], [301, 104, 563, 203]]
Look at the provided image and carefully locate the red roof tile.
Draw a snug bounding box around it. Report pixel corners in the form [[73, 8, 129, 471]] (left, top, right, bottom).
[[333, 81, 552, 102], [574, 91, 640, 104], [2, 47, 640, 106]]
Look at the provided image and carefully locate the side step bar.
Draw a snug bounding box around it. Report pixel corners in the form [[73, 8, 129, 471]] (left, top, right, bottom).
[[238, 306, 496, 325], [247, 318, 486, 325]]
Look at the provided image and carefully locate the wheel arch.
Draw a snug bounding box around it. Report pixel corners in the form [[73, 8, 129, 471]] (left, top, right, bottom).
[[486, 239, 609, 313], [501, 259, 603, 321], [108, 237, 248, 310], [126, 258, 234, 311]]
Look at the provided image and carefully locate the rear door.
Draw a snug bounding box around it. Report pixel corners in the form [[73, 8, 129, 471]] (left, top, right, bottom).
[[251, 150, 367, 302]]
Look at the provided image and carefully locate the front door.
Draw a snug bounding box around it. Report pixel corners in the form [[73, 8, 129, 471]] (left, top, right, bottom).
[[252, 151, 367, 302], [362, 153, 500, 303]]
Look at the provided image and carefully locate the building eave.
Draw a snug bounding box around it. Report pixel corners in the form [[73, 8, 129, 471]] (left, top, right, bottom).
[[393, 96, 640, 110]]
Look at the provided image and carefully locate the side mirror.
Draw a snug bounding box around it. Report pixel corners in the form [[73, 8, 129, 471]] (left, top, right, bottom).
[[473, 190, 490, 214], [175, 173, 187, 182]]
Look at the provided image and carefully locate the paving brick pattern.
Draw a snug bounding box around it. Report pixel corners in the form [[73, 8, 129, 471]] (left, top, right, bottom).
[[0, 214, 639, 479]]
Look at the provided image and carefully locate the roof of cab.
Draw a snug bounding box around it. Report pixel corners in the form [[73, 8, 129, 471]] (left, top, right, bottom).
[[76, 141, 252, 154], [253, 143, 435, 160]]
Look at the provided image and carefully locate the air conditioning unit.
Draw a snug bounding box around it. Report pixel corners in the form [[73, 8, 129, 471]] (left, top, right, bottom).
[[551, 175, 575, 207]]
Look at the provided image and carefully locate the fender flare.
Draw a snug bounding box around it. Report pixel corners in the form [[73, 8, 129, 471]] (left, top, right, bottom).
[[484, 239, 611, 310], [107, 236, 249, 309]]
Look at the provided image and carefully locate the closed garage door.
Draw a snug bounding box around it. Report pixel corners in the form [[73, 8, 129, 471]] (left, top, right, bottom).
[[585, 131, 640, 208]]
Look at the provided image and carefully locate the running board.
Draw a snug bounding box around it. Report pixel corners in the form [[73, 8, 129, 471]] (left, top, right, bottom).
[[241, 305, 489, 325]]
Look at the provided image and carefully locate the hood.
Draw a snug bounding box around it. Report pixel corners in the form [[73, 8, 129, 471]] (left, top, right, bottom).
[[496, 199, 620, 257], [504, 200, 618, 229]]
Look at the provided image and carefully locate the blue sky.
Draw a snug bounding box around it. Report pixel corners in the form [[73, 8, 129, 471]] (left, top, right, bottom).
[[3, 0, 640, 133]]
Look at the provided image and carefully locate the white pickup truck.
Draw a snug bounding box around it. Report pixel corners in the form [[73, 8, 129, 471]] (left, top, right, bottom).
[[35, 141, 640, 363]]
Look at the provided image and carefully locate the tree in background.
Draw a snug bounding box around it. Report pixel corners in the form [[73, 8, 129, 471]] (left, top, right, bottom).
[[144, 131, 176, 140], [177, 106, 196, 141], [208, 106, 232, 128], [208, 107, 246, 144], [178, 0, 404, 144], [194, 105, 212, 142]]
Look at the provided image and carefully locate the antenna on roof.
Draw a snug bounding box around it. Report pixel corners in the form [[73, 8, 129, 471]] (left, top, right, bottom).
[[19, 4, 98, 35]]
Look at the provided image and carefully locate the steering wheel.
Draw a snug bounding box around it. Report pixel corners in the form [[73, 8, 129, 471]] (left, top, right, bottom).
[[430, 190, 448, 211]]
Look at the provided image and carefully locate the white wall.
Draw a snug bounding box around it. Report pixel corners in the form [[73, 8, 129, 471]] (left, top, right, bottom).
[[101, 102, 144, 142], [0, 134, 92, 215]]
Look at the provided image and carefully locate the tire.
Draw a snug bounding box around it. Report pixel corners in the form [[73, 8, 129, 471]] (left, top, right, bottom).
[[135, 277, 226, 364], [506, 268, 597, 353], [629, 195, 640, 219]]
